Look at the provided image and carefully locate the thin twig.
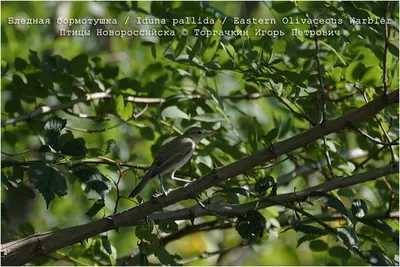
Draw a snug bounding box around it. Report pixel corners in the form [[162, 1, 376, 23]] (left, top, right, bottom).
[[65, 104, 148, 133], [1, 149, 38, 157], [1, 90, 112, 128], [353, 127, 399, 146], [63, 109, 112, 121]]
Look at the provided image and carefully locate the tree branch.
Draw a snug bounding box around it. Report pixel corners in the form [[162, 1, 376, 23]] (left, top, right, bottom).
[[1, 89, 398, 265], [1, 91, 112, 128]]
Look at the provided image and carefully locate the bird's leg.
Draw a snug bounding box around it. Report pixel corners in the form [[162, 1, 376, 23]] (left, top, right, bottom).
[[171, 170, 191, 183], [158, 174, 168, 196]]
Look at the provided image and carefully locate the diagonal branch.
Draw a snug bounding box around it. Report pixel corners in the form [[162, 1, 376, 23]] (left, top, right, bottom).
[[1, 89, 398, 266]]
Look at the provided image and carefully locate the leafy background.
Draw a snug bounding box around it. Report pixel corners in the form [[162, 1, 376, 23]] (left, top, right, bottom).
[[1, 1, 399, 266]]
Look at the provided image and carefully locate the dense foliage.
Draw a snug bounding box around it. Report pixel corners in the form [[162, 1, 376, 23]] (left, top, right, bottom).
[[1, 1, 399, 266]]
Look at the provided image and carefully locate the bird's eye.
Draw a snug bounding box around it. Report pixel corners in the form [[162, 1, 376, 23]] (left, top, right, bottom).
[[197, 130, 202, 134]]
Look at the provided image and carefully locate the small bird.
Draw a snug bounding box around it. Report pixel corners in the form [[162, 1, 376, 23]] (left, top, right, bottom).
[[128, 127, 217, 198]]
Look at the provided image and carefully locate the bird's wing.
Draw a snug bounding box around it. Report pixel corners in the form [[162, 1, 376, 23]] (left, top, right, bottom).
[[146, 138, 194, 178]]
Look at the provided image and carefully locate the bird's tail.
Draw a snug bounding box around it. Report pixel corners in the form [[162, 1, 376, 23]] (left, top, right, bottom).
[[128, 175, 152, 199]]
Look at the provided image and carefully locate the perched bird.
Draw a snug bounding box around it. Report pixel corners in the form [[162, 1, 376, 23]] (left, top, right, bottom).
[[128, 127, 217, 198]]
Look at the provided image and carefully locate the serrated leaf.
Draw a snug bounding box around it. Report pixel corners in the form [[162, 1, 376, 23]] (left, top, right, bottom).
[[44, 117, 67, 151], [85, 199, 105, 219], [352, 199, 368, 219], [336, 226, 359, 249], [69, 163, 110, 199], [28, 163, 67, 208], [310, 191, 348, 216], [60, 138, 88, 156]]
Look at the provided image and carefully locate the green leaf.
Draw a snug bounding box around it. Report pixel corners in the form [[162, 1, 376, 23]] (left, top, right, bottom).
[[115, 94, 125, 115], [295, 224, 329, 235], [345, 61, 365, 82], [140, 127, 155, 140], [161, 106, 189, 120], [361, 66, 382, 86], [135, 223, 154, 240], [70, 54, 88, 77], [336, 226, 359, 249], [101, 64, 119, 79], [189, 36, 202, 61], [1, 203, 9, 222], [351, 199, 368, 219], [44, 117, 67, 151], [247, 126, 258, 152], [14, 57, 27, 71], [192, 113, 225, 122], [151, 43, 157, 59], [101, 236, 112, 255], [297, 234, 327, 248], [28, 163, 67, 208], [69, 163, 110, 199], [263, 127, 279, 144], [60, 138, 88, 156], [99, 139, 117, 155], [159, 220, 179, 234], [122, 102, 134, 120], [235, 210, 266, 242], [329, 246, 351, 261], [174, 35, 187, 58], [363, 249, 393, 266], [254, 176, 276, 196], [310, 191, 348, 216], [85, 199, 105, 219], [330, 67, 342, 84], [2, 59, 9, 76], [28, 50, 40, 67], [309, 239, 328, 252], [388, 43, 399, 58], [153, 246, 181, 266], [359, 219, 398, 237], [204, 19, 222, 63]]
